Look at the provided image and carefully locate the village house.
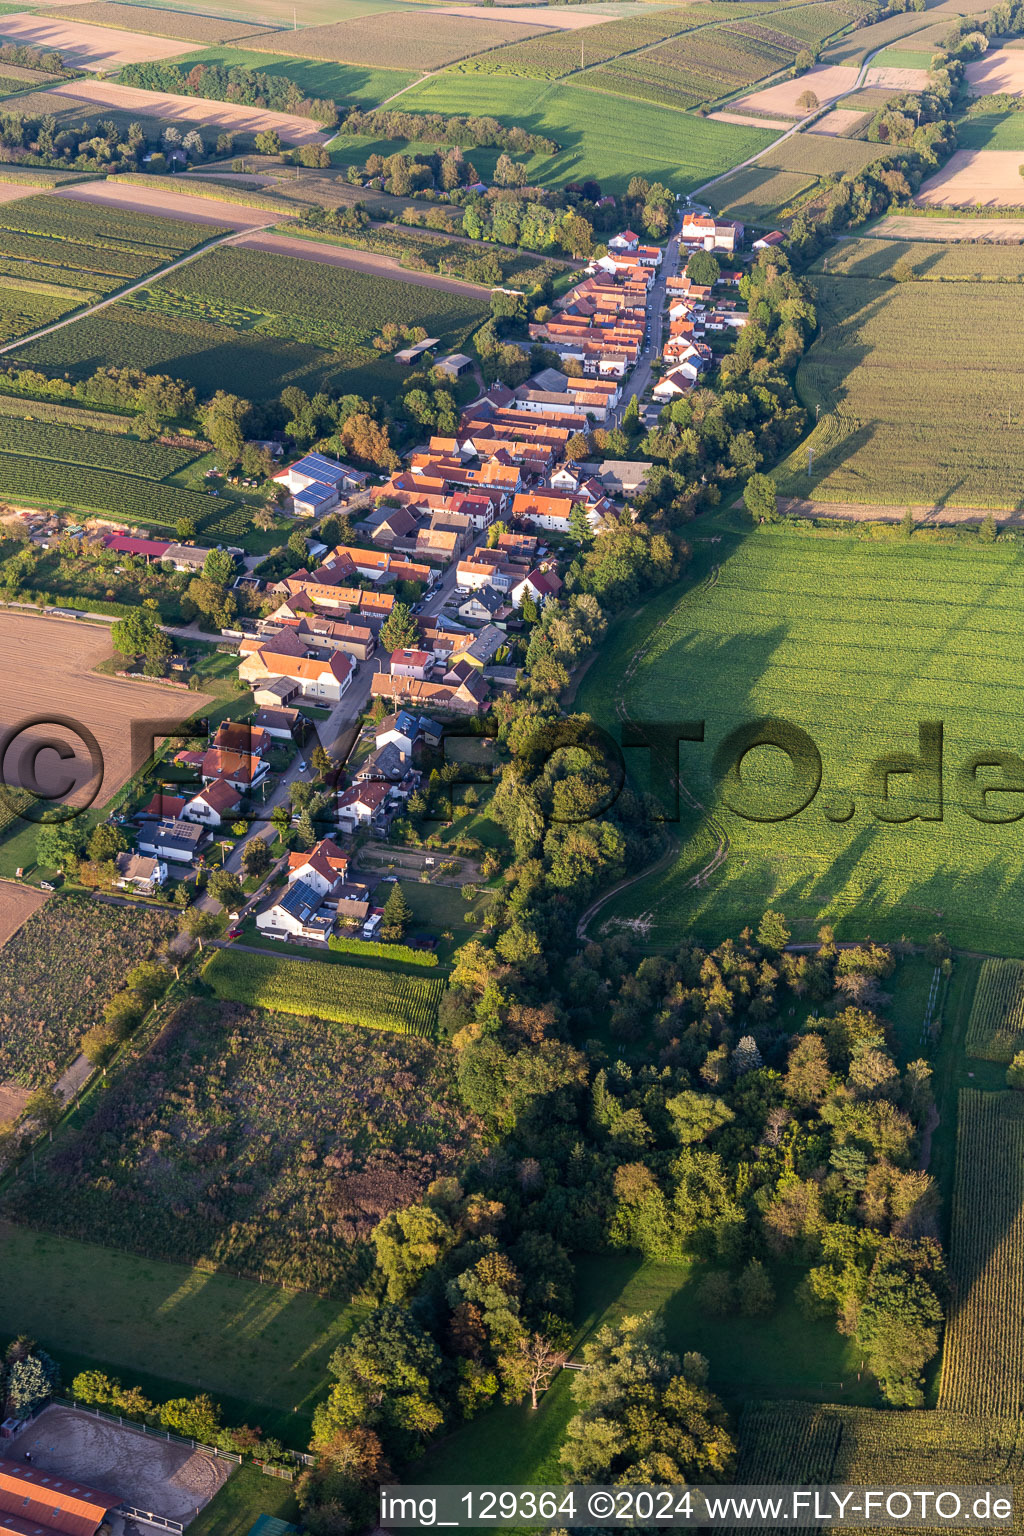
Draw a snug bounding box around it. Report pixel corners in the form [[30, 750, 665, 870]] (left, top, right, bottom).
[[390, 648, 433, 681], [252, 705, 300, 739], [183, 778, 242, 827], [137, 816, 206, 864], [458, 586, 508, 624], [287, 837, 350, 897], [174, 746, 270, 793], [239, 645, 355, 702], [512, 568, 564, 608], [371, 671, 487, 716], [256, 878, 335, 943], [336, 779, 391, 832], [114, 850, 166, 895]]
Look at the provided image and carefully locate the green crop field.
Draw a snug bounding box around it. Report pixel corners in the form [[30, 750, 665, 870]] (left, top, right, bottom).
[[773, 245, 1024, 507], [455, 7, 712, 80], [821, 5, 940, 63], [965, 959, 1024, 1062], [759, 130, 886, 174], [382, 74, 780, 194], [13, 244, 488, 400], [172, 45, 414, 104], [204, 948, 445, 1034], [577, 525, 1024, 957], [939, 1091, 1024, 1417], [243, 10, 553, 69], [706, 164, 817, 221], [957, 109, 1024, 151]]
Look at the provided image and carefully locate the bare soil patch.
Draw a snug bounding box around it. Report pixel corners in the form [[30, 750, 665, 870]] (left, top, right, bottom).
[[710, 109, 794, 128], [0, 183, 52, 206], [874, 212, 1024, 240], [0, 13, 192, 66], [55, 180, 287, 230], [0, 881, 48, 948], [779, 496, 1023, 523], [237, 228, 490, 292], [813, 107, 868, 135], [0, 1082, 31, 1122], [733, 64, 859, 116], [916, 148, 1024, 207], [966, 47, 1024, 95], [0, 611, 210, 809], [42, 78, 329, 145], [5, 1406, 231, 1522], [864, 64, 929, 89]]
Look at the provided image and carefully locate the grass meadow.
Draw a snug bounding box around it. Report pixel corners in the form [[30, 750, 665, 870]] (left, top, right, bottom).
[[773, 239, 1024, 507], [956, 108, 1024, 151], [576, 524, 1024, 957], [173, 44, 415, 104], [416, 1252, 873, 1486], [374, 74, 780, 194]]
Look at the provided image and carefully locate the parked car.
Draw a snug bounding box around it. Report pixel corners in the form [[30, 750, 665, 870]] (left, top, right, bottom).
[[227, 926, 242, 938]]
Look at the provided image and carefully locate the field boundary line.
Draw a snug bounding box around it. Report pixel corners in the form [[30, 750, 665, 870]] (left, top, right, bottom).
[[0, 221, 280, 359]]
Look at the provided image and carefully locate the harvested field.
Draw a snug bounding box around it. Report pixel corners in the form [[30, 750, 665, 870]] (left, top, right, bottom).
[[821, 6, 938, 64], [424, 2, 615, 23], [55, 179, 288, 229], [813, 106, 868, 134], [6, 1405, 230, 1521], [733, 63, 859, 115], [42, 79, 329, 146], [709, 109, 795, 127], [874, 212, 1024, 239], [966, 47, 1024, 96], [0, 182, 50, 205], [245, 10, 556, 67], [916, 148, 1024, 207], [0, 880, 47, 949], [0, 11, 193, 65], [42, 2, 280, 43], [0, 1081, 30, 1122], [864, 63, 928, 88], [777, 496, 1024, 525], [0, 611, 210, 808]]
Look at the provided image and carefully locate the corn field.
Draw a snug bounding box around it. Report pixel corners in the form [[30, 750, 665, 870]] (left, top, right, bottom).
[[966, 959, 1024, 1063], [204, 948, 444, 1036], [939, 1090, 1024, 1417]]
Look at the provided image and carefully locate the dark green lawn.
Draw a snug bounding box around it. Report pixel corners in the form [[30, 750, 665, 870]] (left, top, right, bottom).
[[189, 1465, 300, 1536]]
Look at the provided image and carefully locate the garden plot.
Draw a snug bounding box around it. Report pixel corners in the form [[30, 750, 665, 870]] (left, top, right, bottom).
[[0, 612, 210, 808], [42, 79, 330, 146], [9, 1405, 230, 1522], [0, 12, 194, 66], [916, 148, 1024, 207], [732, 63, 859, 115]]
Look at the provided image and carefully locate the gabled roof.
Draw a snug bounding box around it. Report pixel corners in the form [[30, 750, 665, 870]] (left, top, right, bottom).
[[338, 780, 389, 811], [0, 1462, 120, 1536], [188, 777, 240, 814]]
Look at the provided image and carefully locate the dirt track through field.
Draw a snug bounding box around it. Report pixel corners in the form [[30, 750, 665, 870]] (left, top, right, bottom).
[[5, 1406, 230, 1521], [42, 78, 329, 145], [55, 179, 295, 230], [779, 496, 1024, 523], [236, 228, 493, 292], [0, 12, 192, 66], [916, 148, 1024, 208], [874, 212, 1024, 240], [0, 611, 211, 809]]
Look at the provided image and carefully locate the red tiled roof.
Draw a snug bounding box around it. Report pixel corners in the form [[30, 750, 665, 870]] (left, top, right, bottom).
[[0, 1461, 120, 1536]]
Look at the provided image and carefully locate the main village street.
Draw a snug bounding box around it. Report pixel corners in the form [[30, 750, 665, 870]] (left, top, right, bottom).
[[615, 210, 685, 424]]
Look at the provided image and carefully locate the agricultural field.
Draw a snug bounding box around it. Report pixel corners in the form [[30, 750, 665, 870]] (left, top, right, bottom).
[[0, 192, 226, 345], [808, 232, 1024, 280], [821, 4, 943, 64], [0, 895, 175, 1090], [965, 47, 1024, 96], [42, 3, 281, 44], [774, 250, 1024, 507], [0, 13, 195, 68], [1, 998, 480, 1292], [939, 1090, 1024, 1417], [243, 11, 557, 69], [705, 163, 817, 221], [733, 61, 859, 114], [957, 108, 1024, 151], [386, 74, 780, 193], [171, 46, 415, 106], [203, 948, 446, 1035], [0, 880, 47, 951], [0, 610, 211, 820], [916, 147, 1024, 207], [965, 959, 1024, 1062], [14, 242, 488, 400], [455, 7, 710, 79], [42, 79, 330, 147], [736, 1398, 1024, 1506], [577, 527, 1024, 956], [758, 131, 886, 173]]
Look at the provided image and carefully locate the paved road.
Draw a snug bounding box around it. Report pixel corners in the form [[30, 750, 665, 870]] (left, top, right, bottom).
[[615, 216, 684, 423]]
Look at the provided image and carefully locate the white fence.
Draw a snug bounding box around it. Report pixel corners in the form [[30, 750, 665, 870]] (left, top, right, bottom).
[[55, 1401, 242, 1463], [121, 1506, 184, 1533]]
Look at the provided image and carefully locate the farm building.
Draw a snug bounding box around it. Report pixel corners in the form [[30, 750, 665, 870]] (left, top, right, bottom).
[[0, 1459, 121, 1536], [395, 337, 440, 364], [436, 353, 473, 379]]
